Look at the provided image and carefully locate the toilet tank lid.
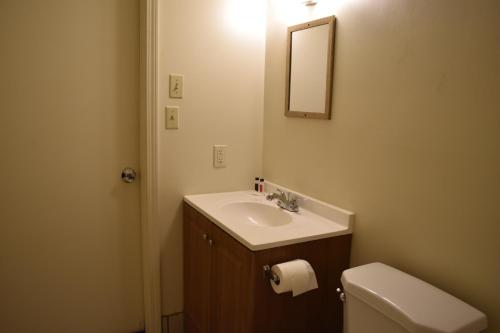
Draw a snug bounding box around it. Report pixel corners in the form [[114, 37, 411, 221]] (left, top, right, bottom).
[[341, 263, 487, 333]]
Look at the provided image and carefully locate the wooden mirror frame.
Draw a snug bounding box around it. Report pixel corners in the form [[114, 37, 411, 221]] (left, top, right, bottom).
[[285, 16, 336, 119]]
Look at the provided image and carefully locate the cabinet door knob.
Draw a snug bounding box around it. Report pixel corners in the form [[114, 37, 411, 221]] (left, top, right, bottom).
[[203, 233, 208, 240], [208, 239, 214, 247]]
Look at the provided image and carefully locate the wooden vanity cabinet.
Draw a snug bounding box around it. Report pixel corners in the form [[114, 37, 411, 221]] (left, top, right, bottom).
[[209, 220, 254, 333], [184, 202, 253, 333], [184, 203, 212, 333], [183, 202, 351, 333]]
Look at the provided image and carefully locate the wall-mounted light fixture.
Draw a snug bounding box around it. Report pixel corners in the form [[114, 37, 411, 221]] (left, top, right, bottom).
[[303, 0, 318, 6], [273, 0, 346, 26]]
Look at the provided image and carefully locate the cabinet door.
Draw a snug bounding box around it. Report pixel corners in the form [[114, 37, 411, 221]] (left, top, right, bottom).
[[209, 225, 254, 333], [184, 204, 212, 333]]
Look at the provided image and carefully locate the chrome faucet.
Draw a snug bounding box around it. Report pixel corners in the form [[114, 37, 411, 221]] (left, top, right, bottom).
[[266, 189, 299, 212]]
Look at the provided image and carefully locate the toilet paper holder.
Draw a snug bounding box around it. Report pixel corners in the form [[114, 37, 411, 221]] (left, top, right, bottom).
[[263, 265, 280, 285]]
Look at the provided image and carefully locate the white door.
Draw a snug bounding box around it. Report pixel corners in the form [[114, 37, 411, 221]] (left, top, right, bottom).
[[0, 1, 144, 332]]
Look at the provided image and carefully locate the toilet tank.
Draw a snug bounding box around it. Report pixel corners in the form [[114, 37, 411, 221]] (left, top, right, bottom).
[[340, 263, 487, 333]]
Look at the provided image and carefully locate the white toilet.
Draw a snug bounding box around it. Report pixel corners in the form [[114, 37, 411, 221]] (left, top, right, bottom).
[[341, 263, 487, 333]]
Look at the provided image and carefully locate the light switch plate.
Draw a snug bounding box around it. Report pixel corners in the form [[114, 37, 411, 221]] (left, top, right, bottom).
[[213, 145, 227, 168], [169, 74, 184, 98], [165, 106, 179, 129]]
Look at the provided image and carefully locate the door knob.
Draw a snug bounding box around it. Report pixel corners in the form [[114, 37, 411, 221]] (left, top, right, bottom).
[[121, 167, 137, 183]]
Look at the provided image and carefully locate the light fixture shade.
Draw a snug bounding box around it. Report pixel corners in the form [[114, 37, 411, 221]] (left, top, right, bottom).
[[303, 0, 318, 6]]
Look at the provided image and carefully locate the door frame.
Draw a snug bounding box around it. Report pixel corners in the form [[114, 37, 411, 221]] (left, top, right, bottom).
[[140, 0, 162, 332]]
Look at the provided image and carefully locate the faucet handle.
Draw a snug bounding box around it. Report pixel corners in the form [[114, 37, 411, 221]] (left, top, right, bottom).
[[289, 198, 299, 212], [266, 189, 282, 201]]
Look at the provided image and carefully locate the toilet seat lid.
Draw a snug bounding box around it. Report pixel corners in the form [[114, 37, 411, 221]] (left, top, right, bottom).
[[341, 263, 487, 333]]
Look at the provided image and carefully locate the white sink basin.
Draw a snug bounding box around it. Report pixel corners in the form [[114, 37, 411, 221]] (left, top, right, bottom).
[[184, 182, 354, 250], [219, 202, 292, 227]]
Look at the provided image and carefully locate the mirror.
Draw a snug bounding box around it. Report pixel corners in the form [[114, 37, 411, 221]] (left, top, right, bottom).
[[285, 16, 336, 119]]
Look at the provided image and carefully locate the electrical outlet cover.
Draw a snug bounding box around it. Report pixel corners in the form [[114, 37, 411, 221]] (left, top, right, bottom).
[[213, 145, 227, 168]]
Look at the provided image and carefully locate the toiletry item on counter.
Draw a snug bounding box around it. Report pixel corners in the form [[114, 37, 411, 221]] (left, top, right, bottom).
[[270, 259, 318, 296], [254, 177, 259, 191], [259, 178, 264, 192]]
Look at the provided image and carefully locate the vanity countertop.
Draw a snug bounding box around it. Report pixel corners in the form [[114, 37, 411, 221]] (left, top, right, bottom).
[[184, 182, 354, 251]]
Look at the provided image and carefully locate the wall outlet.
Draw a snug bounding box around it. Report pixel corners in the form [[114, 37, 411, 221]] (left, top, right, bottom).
[[213, 145, 227, 168]]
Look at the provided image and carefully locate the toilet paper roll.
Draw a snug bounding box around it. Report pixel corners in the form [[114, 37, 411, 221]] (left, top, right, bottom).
[[270, 259, 318, 296]]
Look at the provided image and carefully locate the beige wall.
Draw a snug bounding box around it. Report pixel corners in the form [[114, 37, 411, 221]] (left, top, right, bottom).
[[0, 1, 144, 332], [264, 0, 500, 331], [157, 0, 266, 314]]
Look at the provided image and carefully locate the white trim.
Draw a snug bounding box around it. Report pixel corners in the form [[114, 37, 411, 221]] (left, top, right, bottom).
[[140, 0, 162, 332]]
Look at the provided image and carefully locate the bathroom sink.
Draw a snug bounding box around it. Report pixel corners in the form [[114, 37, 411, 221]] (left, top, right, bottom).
[[219, 202, 292, 227], [184, 183, 354, 250]]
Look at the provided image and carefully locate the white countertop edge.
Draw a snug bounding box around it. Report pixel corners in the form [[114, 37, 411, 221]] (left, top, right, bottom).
[[184, 194, 353, 251]]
